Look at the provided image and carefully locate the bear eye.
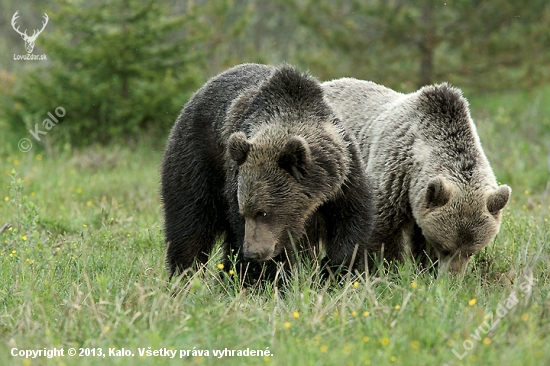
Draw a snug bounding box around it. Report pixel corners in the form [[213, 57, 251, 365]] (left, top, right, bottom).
[[256, 211, 268, 219]]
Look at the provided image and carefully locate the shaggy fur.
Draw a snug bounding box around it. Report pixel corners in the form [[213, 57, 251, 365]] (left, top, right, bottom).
[[161, 64, 374, 281], [322, 78, 511, 274]]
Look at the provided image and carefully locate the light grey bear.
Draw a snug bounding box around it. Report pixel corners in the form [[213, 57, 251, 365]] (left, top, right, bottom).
[[322, 79, 511, 274]]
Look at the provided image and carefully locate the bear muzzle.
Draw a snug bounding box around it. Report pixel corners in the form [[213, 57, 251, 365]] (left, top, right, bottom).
[[243, 219, 279, 261], [439, 255, 471, 275], [243, 248, 274, 261]]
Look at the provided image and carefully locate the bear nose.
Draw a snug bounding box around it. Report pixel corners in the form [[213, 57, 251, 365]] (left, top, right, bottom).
[[243, 251, 260, 260]]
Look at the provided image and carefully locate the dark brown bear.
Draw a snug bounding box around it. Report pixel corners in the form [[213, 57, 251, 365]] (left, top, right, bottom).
[[161, 64, 374, 281]]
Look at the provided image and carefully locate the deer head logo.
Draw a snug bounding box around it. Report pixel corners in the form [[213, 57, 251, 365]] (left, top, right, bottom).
[[11, 11, 49, 54]]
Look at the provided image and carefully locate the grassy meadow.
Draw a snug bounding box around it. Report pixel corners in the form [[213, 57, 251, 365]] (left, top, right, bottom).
[[0, 87, 549, 366]]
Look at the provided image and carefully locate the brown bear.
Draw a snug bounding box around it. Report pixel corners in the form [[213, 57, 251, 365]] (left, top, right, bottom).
[[322, 78, 511, 274], [161, 64, 374, 281]]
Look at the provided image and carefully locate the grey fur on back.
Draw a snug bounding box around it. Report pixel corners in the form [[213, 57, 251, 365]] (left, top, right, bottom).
[[322, 78, 511, 274]]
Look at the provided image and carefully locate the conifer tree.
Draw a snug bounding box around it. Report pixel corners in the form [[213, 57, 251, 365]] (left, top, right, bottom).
[[9, 0, 212, 144]]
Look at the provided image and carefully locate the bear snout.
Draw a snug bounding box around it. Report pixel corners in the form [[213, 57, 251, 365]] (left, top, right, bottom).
[[439, 255, 471, 276], [243, 250, 261, 260], [242, 246, 274, 261], [243, 219, 278, 261]]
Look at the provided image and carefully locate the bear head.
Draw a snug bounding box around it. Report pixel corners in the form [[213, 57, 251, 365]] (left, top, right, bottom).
[[228, 126, 349, 262], [415, 176, 511, 274], [223, 66, 351, 263]]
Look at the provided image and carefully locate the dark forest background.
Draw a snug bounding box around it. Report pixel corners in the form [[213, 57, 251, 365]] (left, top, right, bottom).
[[1, 0, 549, 147]]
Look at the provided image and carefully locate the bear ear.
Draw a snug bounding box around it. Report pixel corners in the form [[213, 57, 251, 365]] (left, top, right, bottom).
[[278, 136, 311, 182], [425, 176, 451, 209], [487, 184, 511, 213], [228, 132, 251, 166]]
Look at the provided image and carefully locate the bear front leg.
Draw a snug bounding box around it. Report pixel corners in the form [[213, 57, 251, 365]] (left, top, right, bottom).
[[366, 205, 415, 273], [165, 213, 217, 279], [163, 157, 225, 279], [319, 173, 375, 274]]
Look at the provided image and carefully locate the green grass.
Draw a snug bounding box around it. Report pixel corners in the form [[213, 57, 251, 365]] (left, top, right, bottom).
[[0, 87, 549, 366]]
